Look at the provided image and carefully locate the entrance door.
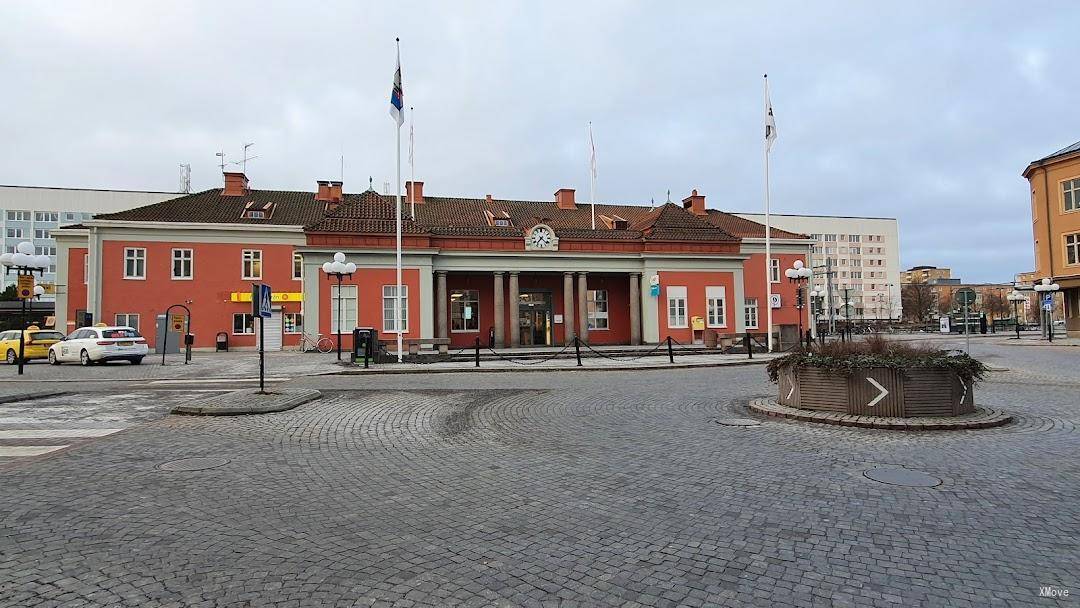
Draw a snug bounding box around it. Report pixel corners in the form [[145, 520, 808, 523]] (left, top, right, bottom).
[[257, 309, 283, 352], [518, 291, 552, 346]]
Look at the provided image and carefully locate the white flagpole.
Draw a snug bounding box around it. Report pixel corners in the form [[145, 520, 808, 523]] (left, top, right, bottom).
[[764, 74, 774, 353], [395, 39, 404, 362], [409, 106, 416, 220], [588, 122, 596, 230]]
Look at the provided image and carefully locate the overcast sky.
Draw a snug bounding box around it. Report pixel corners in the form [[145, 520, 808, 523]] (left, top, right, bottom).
[[3, 1, 1078, 282]]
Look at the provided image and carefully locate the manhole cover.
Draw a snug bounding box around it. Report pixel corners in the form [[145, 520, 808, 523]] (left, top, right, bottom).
[[863, 467, 941, 488], [157, 457, 231, 472], [714, 418, 761, 427]]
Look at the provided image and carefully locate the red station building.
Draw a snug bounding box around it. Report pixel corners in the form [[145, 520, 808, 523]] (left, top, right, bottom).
[[52, 172, 811, 352]]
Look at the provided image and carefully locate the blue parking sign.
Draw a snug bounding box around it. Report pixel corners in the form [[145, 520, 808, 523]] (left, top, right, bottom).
[[252, 284, 273, 318]]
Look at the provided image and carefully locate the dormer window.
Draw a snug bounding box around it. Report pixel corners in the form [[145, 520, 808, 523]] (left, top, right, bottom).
[[246, 210, 266, 219], [494, 218, 511, 227], [599, 214, 629, 230], [242, 201, 274, 220], [485, 209, 513, 228]]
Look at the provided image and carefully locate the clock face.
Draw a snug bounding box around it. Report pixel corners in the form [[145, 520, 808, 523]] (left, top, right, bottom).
[[530, 227, 552, 248]]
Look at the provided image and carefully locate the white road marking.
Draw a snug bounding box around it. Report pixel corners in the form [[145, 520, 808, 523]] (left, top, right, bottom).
[[0, 428, 124, 439], [866, 377, 889, 408], [0, 445, 69, 457], [959, 379, 968, 404]]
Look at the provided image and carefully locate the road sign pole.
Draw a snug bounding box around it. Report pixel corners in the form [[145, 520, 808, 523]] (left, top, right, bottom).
[[259, 315, 265, 393], [964, 301, 970, 354]]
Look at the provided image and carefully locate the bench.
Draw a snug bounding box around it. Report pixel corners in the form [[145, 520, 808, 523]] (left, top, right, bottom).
[[402, 338, 451, 355]]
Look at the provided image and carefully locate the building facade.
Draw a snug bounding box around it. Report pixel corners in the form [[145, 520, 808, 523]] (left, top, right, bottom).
[[1, 185, 180, 300], [901, 265, 955, 285], [734, 213, 902, 321], [1024, 140, 1080, 338], [53, 173, 812, 351]]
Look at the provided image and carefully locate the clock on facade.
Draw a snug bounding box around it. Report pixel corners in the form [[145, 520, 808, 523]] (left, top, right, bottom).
[[525, 224, 559, 251]]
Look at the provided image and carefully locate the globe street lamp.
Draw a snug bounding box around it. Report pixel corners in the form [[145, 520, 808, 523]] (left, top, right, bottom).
[[1006, 289, 1026, 340], [1033, 278, 1061, 342], [785, 260, 813, 347], [321, 252, 356, 361], [1, 242, 51, 375]]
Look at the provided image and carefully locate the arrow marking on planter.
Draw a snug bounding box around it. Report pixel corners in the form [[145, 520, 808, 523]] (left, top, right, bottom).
[[866, 377, 889, 408], [959, 379, 968, 404], [786, 373, 795, 400]]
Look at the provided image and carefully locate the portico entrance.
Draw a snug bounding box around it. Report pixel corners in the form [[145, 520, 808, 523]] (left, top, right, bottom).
[[518, 290, 553, 346]]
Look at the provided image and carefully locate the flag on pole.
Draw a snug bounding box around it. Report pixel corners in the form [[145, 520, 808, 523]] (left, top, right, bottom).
[[390, 47, 404, 126], [765, 80, 777, 153], [588, 122, 597, 230], [588, 124, 597, 180], [408, 111, 415, 166]]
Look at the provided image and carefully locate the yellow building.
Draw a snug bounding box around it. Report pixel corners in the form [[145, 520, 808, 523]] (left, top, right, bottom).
[[901, 266, 952, 284], [1024, 141, 1080, 338]]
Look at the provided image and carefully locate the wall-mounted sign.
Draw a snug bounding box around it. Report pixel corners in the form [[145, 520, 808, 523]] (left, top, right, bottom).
[[17, 275, 34, 300], [230, 292, 303, 303], [769, 293, 782, 309], [464, 306, 473, 320], [554, 314, 563, 324], [170, 314, 185, 332], [939, 316, 951, 333]]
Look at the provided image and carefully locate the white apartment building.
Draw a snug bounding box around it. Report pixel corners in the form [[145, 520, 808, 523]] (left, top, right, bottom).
[[734, 213, 902, 321], [1, 185, 180, 300]]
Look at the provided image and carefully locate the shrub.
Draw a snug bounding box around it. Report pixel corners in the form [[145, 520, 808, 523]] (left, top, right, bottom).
[[766, 335, 989, 386]]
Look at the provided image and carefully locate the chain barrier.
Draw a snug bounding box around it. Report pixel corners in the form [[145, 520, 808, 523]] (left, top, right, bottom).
[[483, 342, 574, 366], [578, 338, 668, 362], [406, 345, 475, 364]]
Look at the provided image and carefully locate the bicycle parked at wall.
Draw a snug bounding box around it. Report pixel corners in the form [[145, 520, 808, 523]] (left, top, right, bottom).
[[299, 332, 334, 353]]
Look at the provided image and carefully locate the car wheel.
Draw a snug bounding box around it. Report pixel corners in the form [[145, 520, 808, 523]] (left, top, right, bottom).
[[48, 350, 60, 365], [130, 357, 143, 365], [80, 350, 92, 366], [5, 349, 16, 365]]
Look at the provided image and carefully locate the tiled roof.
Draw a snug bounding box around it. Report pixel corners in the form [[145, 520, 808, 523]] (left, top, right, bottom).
[[702, 210, 806, 239], [93, 188, 326, 226]]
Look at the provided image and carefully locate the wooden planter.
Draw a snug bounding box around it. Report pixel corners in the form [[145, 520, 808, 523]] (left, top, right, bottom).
[[776, 365, 974, 417]]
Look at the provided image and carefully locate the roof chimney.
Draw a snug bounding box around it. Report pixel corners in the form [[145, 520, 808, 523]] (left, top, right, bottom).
[[555, 188, 576, 210], [485, 194, 493, 203], [315, 180, 344, 210], [682, 189, 706, 216], [405, 181, 424, 204], [222, 172, 249, 197]]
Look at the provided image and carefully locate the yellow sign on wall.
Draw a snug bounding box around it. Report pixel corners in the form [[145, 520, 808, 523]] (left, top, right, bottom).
[[691, 316, 706, 331], [17, 275, 34, 300], [229, 292, 303, 303]]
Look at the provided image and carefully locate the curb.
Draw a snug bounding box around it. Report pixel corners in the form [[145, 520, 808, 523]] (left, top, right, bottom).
[[329, 359, 772, 375], [171, 389, 322, 416], [748, 398, 1013, 431], [0, 390, 67, 405]]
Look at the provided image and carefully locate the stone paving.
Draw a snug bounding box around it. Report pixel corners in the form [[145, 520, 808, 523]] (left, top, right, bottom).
[[0, 343, 1077, 606]]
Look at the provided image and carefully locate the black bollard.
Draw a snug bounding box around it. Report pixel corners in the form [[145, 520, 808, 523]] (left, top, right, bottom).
[[745, 334, 752, 359], [474, 337, 480, 367], [575, 336, 583, 367], [667, 336, 674, 363]]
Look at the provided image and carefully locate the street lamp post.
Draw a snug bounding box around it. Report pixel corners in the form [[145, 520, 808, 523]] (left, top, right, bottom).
[[785, 260, 813, 347], [1, 242, 51, 376], [321, 252, 356, 361], [809, 288, 824, 340], [1007, 289, 1026, 340], [1033, 278, 1061, 343]]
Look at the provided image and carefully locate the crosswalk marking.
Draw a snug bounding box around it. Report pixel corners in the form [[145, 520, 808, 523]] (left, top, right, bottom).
[[0, 445, 69, 457], [0, 429, 124, 440]]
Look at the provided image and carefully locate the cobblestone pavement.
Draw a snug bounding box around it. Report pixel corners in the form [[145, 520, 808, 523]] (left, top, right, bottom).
[[0, 343, 1077, 606]]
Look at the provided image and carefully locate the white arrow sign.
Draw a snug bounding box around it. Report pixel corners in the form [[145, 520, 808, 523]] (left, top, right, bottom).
[[866, 377, 889, 408]]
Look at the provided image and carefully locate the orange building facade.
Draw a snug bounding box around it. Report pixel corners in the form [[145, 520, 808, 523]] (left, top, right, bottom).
[[52, 174, 812, 352], [1024, 141, 1080, 338]]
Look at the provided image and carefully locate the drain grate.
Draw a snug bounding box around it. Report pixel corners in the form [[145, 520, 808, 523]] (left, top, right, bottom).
[[863, 467, 941, 488], [714, 418, 761, 427], [157, 457, 231, 472]]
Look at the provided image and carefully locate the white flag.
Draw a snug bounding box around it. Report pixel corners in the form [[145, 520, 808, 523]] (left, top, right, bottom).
[[408, 114, 415, 166], [588, 123, 598, 179], [765, 79, 777, 153]]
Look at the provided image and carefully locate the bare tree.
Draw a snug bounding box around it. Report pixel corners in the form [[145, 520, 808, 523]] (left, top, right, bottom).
[[901, 281, 936, 323], [980, 290, 1009, 326]]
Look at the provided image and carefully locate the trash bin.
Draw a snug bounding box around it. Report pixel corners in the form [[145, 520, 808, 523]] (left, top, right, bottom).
[[703, 329, 718, 348], [216, 332, 228, 351]]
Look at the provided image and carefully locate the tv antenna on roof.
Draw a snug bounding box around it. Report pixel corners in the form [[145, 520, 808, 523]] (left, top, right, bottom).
[[227, 142, 258, 174], [215, 151, 226, 175], [179, 164, 191, 193]]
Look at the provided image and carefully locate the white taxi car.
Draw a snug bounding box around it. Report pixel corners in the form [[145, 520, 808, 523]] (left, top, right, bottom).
[[49, 325, 149, 366]]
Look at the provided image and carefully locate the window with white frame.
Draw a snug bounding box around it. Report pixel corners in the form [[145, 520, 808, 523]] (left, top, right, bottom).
[[284, 313, 303, 334], [849, 234, 861, 243], [242, 250, 262, 280], [330, 284, 358, 333], [706, 286, 726, 328], [172, 248, 193, 279], [586, 289, 609, 329], [34, 246, 56, 256], [6, 228, 23, 238], [1066, 233, 1080, 266], [850, 246, 861, 254], [34, 229, 50, 239], [744, 298, 759, 329], [6, 211, 30, 221], [115, 313, 140, 331], [770, 258, 780, 283], [382, 285, 408, 333], [824, 234, 837, 242], [450, 289, 479, 332], [1065, 178, 1080, 212], [124, 247, 146, 279], [34, 211, 58, 223], [667, 286, 688, 328], [233, 313, 255, 335], [292, 253, 303, 280]]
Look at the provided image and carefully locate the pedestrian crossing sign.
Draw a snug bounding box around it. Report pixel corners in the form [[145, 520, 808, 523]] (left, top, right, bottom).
[[252, 284, 273, 318]]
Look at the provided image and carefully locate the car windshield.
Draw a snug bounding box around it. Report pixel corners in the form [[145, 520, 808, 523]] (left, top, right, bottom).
[[29, 331, 65, 341], [101, 329, 140, 339]]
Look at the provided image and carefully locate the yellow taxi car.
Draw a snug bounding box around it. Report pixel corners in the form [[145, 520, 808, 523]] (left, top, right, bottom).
[[0, 326, 66, 364]]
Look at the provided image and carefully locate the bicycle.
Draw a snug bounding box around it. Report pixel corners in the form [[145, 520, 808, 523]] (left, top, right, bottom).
[[299, 332, 334, 353]]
